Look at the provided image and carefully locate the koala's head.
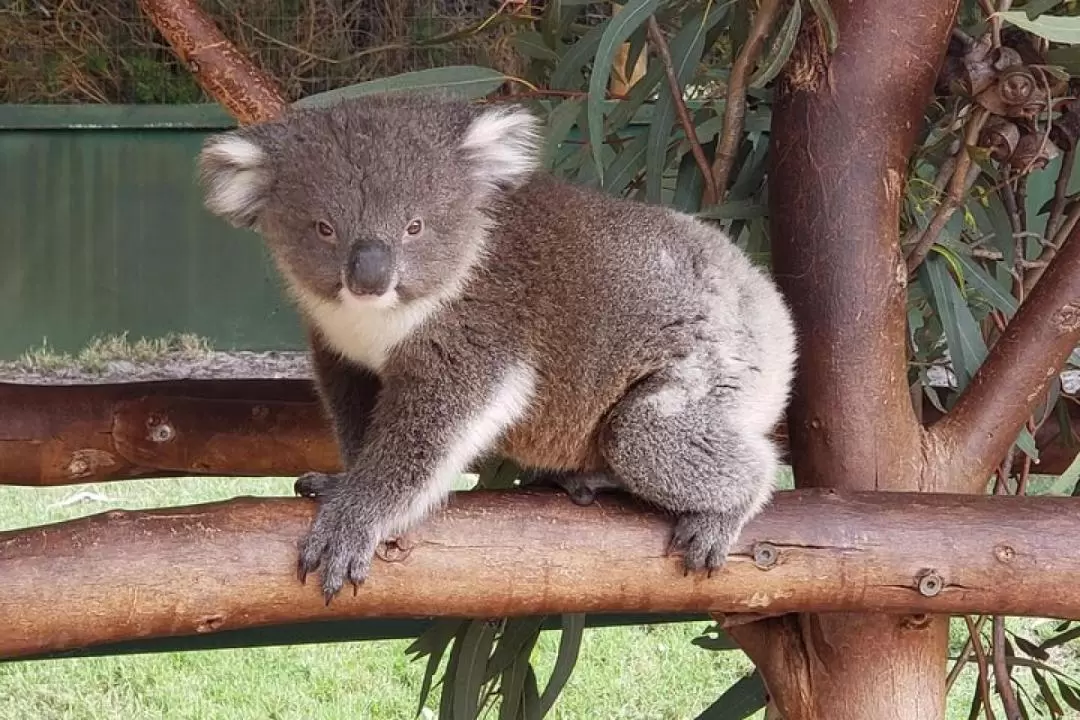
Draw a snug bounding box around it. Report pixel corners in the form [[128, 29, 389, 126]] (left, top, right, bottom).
[[196, 92, 542, 309]]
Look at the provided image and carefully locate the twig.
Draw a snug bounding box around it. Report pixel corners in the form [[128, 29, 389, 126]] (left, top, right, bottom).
[[966, 615, 998, 720], [906, 107, 990, 273], [645, 16, 718, 206], [1046, 144, 1076, 241], [948, 615, 990, 693], [710, 0, 784, 202], [993, 616, 1022, 720], [1025, 156, 1080, 295]]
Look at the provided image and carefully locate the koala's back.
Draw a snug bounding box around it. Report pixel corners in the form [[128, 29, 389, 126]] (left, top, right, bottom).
[[444, 173, 796, 473]]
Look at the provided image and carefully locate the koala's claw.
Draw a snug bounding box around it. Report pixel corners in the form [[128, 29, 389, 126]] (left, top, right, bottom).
[[294, 471, 340, 499], [670, 512, 736, 576], [297, 505, 378, 602]]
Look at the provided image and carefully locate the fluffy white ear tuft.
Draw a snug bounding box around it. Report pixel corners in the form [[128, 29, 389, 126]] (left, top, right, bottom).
[[197, 134, 272, 228], [460, 105, 542, 191]]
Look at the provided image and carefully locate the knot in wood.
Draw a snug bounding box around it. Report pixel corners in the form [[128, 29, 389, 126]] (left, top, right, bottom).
[[1052, 302, 1080, 333], [196, 614, 225, 633], [146, 414, 175, 443], [377, 537, 415, 563], [994, 544, 1016, 563], [752, 542, 779, 569], [917, 569, 944, 597]]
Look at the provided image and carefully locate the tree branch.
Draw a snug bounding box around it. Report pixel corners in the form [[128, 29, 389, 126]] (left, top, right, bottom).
[[930, 220, 1080, 493], [5, 378, 1078, 486], [710, 0, 784, 202], [645, 16, 717, 206], [136, 0, 286, 124], [5, 489, 1080, 660]]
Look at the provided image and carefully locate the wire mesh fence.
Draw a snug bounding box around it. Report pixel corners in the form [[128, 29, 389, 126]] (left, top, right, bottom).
[[0, 0, 612, 104]]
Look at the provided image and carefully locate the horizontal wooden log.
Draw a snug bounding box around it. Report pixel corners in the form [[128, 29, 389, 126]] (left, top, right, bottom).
[[4, 488, 1080, 659], [2, 380, 1076, 485]]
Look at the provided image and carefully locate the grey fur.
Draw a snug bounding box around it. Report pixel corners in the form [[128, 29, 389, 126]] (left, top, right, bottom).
[[196, 92, 797, 601]]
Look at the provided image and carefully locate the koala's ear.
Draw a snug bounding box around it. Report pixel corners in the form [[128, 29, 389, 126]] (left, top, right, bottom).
[[459, 105, 542, 191], [197, 133, 274, 228]]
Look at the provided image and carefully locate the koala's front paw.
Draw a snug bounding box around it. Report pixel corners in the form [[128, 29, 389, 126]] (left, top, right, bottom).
[[294, 471, 342, 499], [297, 498, 380, 604], [669, 512, 737, 577]]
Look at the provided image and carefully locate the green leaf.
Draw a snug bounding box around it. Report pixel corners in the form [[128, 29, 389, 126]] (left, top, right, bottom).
[[1040, 624, 1080, 650], [497, 646, 540, 720], [587, 0, 663, 182], [1014, 635, 1050, 660], [521, 664, 543, 719], [1015, 425, 1040, 462], [691, 624, 740, 651], [410, 620, 466, 715], [542, 97, 585, 169], [1048, 450, 1080, 496], [485, 616, 547, 683], [1058, 680, 1080, 711], [1026, 0, 1066, 20], [604, 132, 650, 195], [951, 252, 1019, 318], [538, 613, 586, 715], [749, 0, 802, 88], [807, 0, 839, 51], [644, 4, 730, 203], [921, 255, 988, 390], [477, 457, 523, 490], [693, 671, 768, 720], [551, 17, 611, 89], [512, 31, 561, 62], [1032, 668, 1066, 718], [451, 620, 499, 720], [997, 10, 1080, 44], [295, 66, 508, 109], [541, 0, 564, 51]]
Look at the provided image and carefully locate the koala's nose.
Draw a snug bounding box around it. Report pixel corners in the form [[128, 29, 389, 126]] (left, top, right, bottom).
[[344, 242, 394, 297]]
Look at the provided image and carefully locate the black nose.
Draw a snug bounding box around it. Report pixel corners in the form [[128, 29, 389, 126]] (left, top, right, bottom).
[[345, 242, 393, 296]]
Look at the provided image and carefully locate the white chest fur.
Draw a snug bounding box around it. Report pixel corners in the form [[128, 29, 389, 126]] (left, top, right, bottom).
[[291, 285, 442, 372]]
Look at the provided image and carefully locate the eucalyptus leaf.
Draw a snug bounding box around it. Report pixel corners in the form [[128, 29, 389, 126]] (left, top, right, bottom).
[[604, 132, 650, 194], [692, 671, 768, 720], [588, 0, 663, 181], [497, 638, 541, 720], [538, 613, 586, 715], [485, 617, 547, 683], [551, 17, 611, 89], [451, 620, 499, 720], [644, 4, 730, 202], [997, 10, 1080, 45], [410, 620, 467, 717], [749, 0, 802, 88], [807, 0, 839, 51], [296, 66, 508, 108], [1032, 668, 1066, 717], [921, 255, 989, 391]]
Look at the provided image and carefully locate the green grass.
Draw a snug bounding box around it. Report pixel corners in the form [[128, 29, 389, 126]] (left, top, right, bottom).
[[14, 333, 213, 374], [1, 478, 1079, 719]]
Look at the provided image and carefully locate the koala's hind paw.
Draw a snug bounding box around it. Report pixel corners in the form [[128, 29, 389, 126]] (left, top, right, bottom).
[[669, 512, 738, 577], [297, 501, 379, 603], [294, 471, 341, 499]]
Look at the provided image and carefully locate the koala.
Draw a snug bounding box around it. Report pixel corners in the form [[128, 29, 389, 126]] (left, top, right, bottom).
[[196, 91, 797, 602]]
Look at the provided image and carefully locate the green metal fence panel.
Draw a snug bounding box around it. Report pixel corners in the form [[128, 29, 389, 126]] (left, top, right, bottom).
[[0, 104, 307, 360]]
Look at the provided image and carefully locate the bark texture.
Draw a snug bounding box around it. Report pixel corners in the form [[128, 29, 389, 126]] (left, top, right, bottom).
[[753, 1, 960, 717], [136, 0, 286, 124], [4, 489, 1080, 659], [5, 380, 1077, 486]]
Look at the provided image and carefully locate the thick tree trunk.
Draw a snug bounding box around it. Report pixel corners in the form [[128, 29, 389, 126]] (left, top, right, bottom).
[[743, 0, 960, 717], [5, 489, 1080, 659]]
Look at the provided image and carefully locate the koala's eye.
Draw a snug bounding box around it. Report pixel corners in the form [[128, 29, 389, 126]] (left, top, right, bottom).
[[405, 219, 424, 237], [316, 221, 335, 240]]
